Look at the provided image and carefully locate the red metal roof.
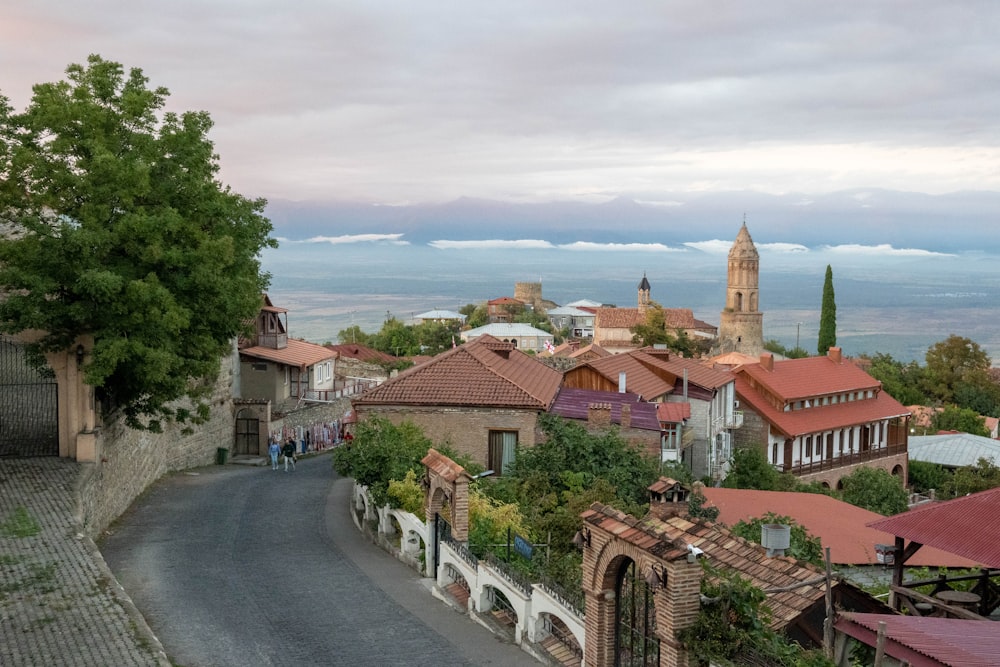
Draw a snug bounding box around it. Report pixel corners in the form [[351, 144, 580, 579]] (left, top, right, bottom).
[[836, 613, 1000, 667], [867, 487, 1000, 568], [702, 488, 974, 567], [241, 338, 336, 369], [736, 352, 882, 400]]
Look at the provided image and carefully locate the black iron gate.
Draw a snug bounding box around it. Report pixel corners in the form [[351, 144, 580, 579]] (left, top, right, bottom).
[[234, 415, 260, 456], [0, 337, 59, 457], [433, 512, 452, 573]]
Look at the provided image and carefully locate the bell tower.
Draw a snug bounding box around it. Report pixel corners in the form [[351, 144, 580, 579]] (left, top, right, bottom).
[[637, 273, 651, 312], [717, 222, 764, 356]]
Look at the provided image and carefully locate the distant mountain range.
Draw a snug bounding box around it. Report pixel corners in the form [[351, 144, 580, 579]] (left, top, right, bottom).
[[264, 189, 998, 252]]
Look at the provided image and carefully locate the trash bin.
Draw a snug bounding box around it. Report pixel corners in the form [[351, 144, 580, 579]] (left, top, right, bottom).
[[216, 447, 229, 465]]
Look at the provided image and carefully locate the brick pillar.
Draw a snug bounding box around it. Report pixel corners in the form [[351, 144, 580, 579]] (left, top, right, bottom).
[[452, 479, 469, 542], [657, 559, 702, 667], [621, 403, 631, 429], [584, 587, 617, 667], [589, 403, 612, 427]]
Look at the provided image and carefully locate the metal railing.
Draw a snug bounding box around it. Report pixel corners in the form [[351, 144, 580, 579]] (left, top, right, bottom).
[[787, 443, 907, 475], [484, 552, 533, 596]]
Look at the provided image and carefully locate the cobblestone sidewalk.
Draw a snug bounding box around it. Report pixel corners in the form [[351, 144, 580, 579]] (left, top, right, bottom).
[[0, 458, 169, 667]]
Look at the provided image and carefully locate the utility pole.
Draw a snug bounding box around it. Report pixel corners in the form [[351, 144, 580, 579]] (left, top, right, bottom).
[[796, 322, 802, 351]]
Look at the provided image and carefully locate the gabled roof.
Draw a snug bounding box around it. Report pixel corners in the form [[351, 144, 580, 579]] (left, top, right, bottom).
[[563, 298, 603, 308], [701, 488, 974, 567], [867, 487, 1000, 568], [594, 307, 697, 330], [463, 322, 553, 338], [241, 338, 336, 369], [734, 374, 910, 438], [549, 388, 660, 431], [736, 352, 882, 402], [325, 343, 396, 364], [835, 613, 1000, 667], [909, 433, 1000, 469], [581, 503, 838, 630], [413, 309, 465, 321], [546, 306, 595, 317], [353, 335, 562, 410], [710, 351, 758, 369], [635, 350, 734, 391], [488, 296, 523, 305], [570, 353, 675, 400]]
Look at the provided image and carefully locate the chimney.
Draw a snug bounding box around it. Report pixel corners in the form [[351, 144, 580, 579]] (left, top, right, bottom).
[[588, 403, 611, 427], [620, 403, 631, 429], [828, 347, 842, 363], [618, 371, 627, 393], [760, 352, 774, 371]]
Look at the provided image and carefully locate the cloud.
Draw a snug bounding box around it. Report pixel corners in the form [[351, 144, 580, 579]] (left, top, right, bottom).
[[557, 242, 685, 252], [299, 233, 408, 245], [428, 239, 554, 250], [821, 244, 954, 257]]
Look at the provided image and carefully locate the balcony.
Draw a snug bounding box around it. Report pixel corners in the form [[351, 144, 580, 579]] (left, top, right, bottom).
[[785, 443, 907, 476]]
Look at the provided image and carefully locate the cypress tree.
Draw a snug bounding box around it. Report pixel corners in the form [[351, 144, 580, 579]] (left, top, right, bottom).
[[817, 264, 837, 354]]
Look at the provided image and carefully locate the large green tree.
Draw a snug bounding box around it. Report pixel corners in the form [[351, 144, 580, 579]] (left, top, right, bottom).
[[923, 334, 991, 404], [817, 264, 837, 354], [0, 56, 274, 429], [840, 467, 909, 515]]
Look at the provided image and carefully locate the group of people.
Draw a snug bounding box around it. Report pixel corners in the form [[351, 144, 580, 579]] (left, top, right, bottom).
[[268, 438, 297, 472]]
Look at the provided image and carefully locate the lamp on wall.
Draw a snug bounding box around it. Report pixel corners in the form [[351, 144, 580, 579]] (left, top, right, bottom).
[[75, 344, 85, 369], [645, 563, 668, 589], [572, 526, 592, 549]]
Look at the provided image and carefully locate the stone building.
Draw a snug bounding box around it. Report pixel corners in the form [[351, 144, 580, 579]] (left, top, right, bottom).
[[716, 222, 764, 357]]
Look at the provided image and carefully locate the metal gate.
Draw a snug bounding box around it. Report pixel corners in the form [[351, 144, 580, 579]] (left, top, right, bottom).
[[234, 415, 260, 456], [0, 337, 59, 457]]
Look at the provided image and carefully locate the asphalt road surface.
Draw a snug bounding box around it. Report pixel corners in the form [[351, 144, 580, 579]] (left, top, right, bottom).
[[100, 453, 539, 666]]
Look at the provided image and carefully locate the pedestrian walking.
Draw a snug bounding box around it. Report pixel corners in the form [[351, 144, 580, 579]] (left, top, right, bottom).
[[268, 438, 280, 470], [282, 439, 296, 472]]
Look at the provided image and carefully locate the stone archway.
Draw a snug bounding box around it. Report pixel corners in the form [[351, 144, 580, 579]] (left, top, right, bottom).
[[421, 448, 473, 574]]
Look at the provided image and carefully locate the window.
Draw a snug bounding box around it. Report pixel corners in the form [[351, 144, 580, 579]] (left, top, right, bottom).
[[805, 435, 813, 457], [252, 362, 267, 371], [488, 430, 517, 474]]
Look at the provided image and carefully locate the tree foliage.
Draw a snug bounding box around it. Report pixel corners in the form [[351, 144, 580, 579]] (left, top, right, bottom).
[[907, 460, 951, 495], [863, 352, 929, 406], [730, 513, 824, 567], [943, 457, 1000, 498], [817, 264, 837, 355], [722, 447, 796, 491], [332, 416, 437, 506], [931, 404, 989, 436], [840, 467, 908, 515], [924, 335, 991, 404], [0, 56, 274, 429]]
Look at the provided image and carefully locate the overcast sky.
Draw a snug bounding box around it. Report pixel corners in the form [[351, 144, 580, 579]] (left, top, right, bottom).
[[4, 2, 1000, 205]]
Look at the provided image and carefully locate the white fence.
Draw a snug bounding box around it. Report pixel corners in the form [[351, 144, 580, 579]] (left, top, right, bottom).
[[350, 483, 586, 662]]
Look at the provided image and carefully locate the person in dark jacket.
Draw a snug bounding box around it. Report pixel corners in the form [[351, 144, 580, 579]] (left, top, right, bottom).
[[281, 439, 296, 472]]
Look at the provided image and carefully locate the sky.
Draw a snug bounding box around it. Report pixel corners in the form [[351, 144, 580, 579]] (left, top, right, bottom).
[[4, 2, 1000, 207]]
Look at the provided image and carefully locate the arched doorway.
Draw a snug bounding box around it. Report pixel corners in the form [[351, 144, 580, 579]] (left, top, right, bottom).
[[615, 557, 660, 666], [0, 337, 58, 457]]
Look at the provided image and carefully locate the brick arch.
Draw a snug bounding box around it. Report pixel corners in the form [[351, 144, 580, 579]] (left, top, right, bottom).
[[581, 516, 702, 667], [422, 448, 472, 542]]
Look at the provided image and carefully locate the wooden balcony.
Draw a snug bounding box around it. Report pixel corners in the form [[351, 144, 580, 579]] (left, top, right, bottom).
[[785, 443, 907, 476]]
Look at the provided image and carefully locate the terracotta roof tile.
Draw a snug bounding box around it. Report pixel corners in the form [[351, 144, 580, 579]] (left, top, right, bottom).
[[241, 338, 336, 369], [421, 448, 471, 483], [734, 374, 909, 438], [325, 343, 396, 364], [353, 335, 561, 409], [736, 353, 883, 401]]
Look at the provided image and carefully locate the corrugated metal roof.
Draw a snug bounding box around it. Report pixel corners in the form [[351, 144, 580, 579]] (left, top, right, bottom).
[[702, 488, 974, 567], [656, 402, 691, 423], [549, 388, 660, 431], [241, 338, 335, 369], [736, 352, 882, 400], [867, 487, 1000, 568], [909, 433, 1000, 469], [462, 322, 553, 338], [836, 613, 1000, 667]]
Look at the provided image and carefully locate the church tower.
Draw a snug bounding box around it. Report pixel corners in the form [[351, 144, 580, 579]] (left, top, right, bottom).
[[637, 273, 651, 312], [717, 223, 764, 356]]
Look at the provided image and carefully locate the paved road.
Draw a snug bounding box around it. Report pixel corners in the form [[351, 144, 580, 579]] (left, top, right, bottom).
[[100, 453, 539, 666]]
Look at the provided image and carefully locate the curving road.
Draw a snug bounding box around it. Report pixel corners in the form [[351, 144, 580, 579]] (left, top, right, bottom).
[[100, 453, 538, 667]]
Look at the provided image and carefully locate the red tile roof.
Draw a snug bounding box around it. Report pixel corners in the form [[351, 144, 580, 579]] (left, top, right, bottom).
[[656, 402, 691, 423], [836, 613, 1000, 667], [571, 353, 676, 400], [734, 373, 910, 438], [353, 335, 562, 409], [421, 448, 472, 483], [736, 353, 882, 401], [325, 343, 396, 364], [241, 338, 336, 369], [636, 351, 734, 391], [701, 488, 975, 567], [594, 307, 697, 330], [867, 487, 1000, 568]]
